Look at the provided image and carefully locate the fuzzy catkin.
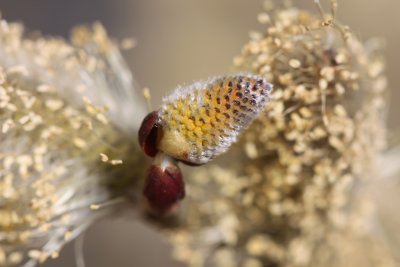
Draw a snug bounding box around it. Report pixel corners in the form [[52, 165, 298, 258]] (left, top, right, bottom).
[[158, 74, 272, 164], [167, 6, 389, 267], [0, 21, 146, 267]]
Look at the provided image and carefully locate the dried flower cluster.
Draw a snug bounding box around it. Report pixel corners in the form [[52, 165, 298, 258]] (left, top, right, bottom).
[[0, 20, 145, 267], [167, 4, 390, 267]]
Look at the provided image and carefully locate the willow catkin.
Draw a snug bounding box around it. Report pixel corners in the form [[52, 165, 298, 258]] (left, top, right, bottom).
[[158, 74, 272, 164], [0, 21, 146, 267], [167, 5, 389, 267]]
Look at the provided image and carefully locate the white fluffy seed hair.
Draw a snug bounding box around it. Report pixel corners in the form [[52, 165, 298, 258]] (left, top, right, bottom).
[[0, 20, 145, 135]]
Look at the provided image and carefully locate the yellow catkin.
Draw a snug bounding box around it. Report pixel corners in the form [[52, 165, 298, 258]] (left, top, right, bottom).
[[0, 20, 146, 267], [167, 4, 388, 267], [158, 74, 272, 164]]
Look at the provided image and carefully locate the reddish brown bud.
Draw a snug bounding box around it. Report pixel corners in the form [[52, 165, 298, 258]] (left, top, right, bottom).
[[143, 154, 185, 215], [138, 111, 162, 157]]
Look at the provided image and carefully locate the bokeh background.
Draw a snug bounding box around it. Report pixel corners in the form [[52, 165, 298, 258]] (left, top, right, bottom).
[[0, 1, 399, 266]]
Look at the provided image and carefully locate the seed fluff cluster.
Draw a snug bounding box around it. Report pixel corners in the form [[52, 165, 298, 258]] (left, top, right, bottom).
[[166, 3, 391, 267], [0, 20, 145, 267]]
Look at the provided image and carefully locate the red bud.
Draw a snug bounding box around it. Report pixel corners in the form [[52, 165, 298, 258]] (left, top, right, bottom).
[[138, 111, 162, 157], [143, 155, 185, 215]]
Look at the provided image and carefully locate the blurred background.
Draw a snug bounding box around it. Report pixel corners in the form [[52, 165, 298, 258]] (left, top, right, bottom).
[[0, 1, 398, 266]]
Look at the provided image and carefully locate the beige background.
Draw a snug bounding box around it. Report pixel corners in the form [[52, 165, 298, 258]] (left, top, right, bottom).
[[0, 1, 399, 266]]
